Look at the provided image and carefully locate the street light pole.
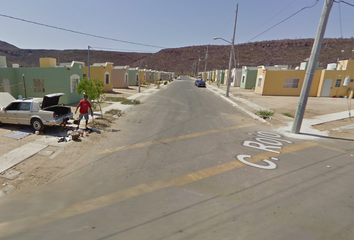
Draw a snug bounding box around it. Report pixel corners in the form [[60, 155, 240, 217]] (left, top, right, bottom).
[[197, 51, 200, 78], [139, 60, 141, 93], [226, 4, 238, 97], [205, 45, 209, 79], [291, 0, 333, 134]]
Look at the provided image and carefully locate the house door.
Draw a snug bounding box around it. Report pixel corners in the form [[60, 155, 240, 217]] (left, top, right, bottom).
[[321, 79, 333, 97], [2, 79, 11, 94]]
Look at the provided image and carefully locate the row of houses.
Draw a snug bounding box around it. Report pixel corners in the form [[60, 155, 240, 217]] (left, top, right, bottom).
[[0, 56, 174, 104], [199, 59, 354, 98]]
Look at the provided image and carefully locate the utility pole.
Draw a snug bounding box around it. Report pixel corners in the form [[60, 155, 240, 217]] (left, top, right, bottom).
[[226, 3, 238, 97], [205, 45, 209, 79], [88, 46, 90, 79], [138, 60, 141, 93], [22, 74, 27, 98], [292, 0, 333, 134], [197, 51, 200, 77]]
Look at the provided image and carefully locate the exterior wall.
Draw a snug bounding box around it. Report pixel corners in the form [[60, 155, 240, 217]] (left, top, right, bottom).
[[0, 56, 7, 68], [0, 68, 17, 96], [316, 60, 354, 97], [254, 68, 320, 96], [150, 71, 156, 83], [128, 68, 138, 86], [39, 58, 57, 67], [145, 70, 151, 83], [140, 69, 146, 82], [0, 62, 83, 104], [231, 68, 242, 87], [240, 67, 258, 89], [83, 63, 113, 92], [111, 67, 129, 88]]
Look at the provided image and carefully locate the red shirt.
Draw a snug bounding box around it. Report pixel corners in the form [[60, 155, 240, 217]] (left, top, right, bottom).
[[78, 100, 92, 114]]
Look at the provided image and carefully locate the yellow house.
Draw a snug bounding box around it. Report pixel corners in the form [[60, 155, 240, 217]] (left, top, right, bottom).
[[255, 60, 354, 97], [254, 66, 320, 96], [39, 58, 57, 67], [83, 62, 113, 92], [139, 69, 146, 83], [316, 60, 354, 97]]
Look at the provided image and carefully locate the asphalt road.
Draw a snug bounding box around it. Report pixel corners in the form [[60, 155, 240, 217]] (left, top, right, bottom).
[[1, 77, 354, 240]]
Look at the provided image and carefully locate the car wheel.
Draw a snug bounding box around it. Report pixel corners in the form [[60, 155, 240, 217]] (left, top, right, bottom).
[[31, 118, 44, 132]]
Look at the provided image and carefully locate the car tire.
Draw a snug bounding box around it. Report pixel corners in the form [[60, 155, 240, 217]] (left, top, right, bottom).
[[31, 118, 44, 132]]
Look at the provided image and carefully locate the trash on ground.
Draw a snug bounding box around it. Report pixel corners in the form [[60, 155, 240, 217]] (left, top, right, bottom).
[[327, 165, 331, 168]]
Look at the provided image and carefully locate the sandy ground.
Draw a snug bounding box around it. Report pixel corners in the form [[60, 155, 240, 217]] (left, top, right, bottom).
[[0, 85, 154, 196], [210, 82, 354, 133], [0, 113, 122, 194]]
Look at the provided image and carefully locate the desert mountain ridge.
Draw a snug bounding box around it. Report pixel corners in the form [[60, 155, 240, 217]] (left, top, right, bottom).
[[1, 38, 353, 74]]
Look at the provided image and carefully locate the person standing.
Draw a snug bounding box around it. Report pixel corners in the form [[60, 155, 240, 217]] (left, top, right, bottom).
[[75, 95, 93, 130]]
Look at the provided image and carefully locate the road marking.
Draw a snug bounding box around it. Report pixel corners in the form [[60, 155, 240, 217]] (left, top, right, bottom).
[[0, 141, 327, 238], [99, 123, 255, 154], [0, 142, 345, 236], [317, 144, 348, 153]]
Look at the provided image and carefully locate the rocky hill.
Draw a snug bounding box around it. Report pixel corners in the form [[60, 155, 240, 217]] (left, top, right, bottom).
[[130, 38, 354, 74], [1, 38, 354, 74], [0, 41, 151, 68]]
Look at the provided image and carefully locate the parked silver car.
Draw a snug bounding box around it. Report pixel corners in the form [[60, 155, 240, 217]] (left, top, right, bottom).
[[0, 92, 73, 131]]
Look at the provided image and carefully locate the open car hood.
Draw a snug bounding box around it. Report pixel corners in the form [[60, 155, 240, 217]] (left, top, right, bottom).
[[0, 92, 16, 108], [42, 93, 65, 109]]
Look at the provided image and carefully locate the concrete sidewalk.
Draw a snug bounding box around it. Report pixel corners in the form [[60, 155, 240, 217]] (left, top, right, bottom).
[[206, 82, 354, 139]]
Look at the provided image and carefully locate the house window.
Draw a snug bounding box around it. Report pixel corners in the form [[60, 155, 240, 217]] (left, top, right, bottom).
[[283, 78, 299, 88], [257, 77, 262, 87], [105, 73, 110, 84], [33, 79, 45, 92], [242, 75, 245, 83], [125, 74, 128, 83], [335, 79, 342, 88]]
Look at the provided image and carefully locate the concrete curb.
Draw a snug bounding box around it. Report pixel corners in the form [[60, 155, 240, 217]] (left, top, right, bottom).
[[206, 85, 269, 124]]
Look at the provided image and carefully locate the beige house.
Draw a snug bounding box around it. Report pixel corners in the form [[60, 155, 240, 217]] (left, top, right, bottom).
[[111, 66, 129, 89]]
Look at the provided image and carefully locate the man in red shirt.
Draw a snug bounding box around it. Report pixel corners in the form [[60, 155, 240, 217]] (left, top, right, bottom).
[[75, 95, 93, 129]]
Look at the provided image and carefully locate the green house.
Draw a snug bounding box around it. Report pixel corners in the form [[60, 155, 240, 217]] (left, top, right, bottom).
[[0, 57, 83, 104], [128, 68, 139, 86], [240, 66, 258, 89]]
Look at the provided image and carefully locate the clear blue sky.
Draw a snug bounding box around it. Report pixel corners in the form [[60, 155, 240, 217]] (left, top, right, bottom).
[[0, 0, 352, 53]]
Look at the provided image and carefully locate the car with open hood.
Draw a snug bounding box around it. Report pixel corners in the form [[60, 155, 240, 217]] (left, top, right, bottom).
[[0, 92, 73, 132]]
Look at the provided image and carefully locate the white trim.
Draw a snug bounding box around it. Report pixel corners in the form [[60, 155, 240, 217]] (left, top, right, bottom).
[[70, 74, 80, 93]]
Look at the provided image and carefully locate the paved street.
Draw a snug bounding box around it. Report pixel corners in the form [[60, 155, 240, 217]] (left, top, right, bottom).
[[1, 77, 354, 240]]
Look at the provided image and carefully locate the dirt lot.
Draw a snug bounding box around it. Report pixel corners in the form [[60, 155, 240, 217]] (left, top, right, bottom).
[[313, 117, 354, 140], [0, 113, 123, 195]]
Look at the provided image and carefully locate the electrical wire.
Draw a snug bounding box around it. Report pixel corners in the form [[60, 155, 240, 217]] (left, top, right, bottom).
[[246, 0, 297, 35], [334, 0, 354, 8], [0, 13, 165, 49], [247, 0, 320, 42]]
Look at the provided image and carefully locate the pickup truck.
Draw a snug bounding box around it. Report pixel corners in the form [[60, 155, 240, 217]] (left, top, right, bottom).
[[0, 92, 73, 131]]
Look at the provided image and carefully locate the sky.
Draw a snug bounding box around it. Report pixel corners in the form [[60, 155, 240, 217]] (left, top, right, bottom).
[[0, 0, 353, 53]]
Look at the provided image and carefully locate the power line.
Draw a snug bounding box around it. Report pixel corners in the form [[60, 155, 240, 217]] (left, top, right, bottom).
[[0, 13, 165, 49], [246, 0, 297, 35], [247, 0, 320, 42], [334, 0, 354, 8]]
